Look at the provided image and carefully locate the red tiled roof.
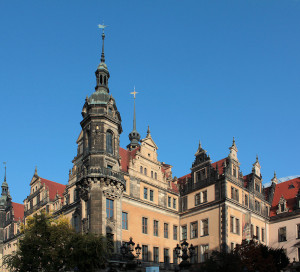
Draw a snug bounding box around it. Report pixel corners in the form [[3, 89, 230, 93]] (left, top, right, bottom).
[[119, 147, 140, 172], [12, 202, 24, 221], [40, 178, 66, 201], [243, 173, 252, 188], [178, 173, 191, 185], [170, 181, 179, 194], [211, 158, 227, 175], [270, 177, 300, 217]]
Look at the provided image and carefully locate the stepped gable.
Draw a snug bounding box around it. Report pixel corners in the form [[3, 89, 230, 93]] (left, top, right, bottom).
[[119, 147, 140, 172], [270, 177, 300, 217], [211, 158, 226, 175], [12, 202, 24, 221], [40, 178, 66, 201]]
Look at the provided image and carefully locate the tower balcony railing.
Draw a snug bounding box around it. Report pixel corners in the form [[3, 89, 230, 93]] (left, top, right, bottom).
[[87, 167, 125, 184]]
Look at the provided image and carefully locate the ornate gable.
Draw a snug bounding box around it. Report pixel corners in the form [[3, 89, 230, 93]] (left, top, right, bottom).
[[276, 195, 289, 214]]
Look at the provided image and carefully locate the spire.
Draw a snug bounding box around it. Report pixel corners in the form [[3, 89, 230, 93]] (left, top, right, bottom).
[[94, 23, 110, 94], [2, 162, 8, 196], [3, 161, 6, 182], [127, 87, 141, 150], [271, 170, 278, 184], [98, 24, 107, 63], [229, 137, 238, 160], [35, 165, 38, 176], [146, 125, 151, 138], [132, 86, 138, 131], [195, 140, 206, 156]]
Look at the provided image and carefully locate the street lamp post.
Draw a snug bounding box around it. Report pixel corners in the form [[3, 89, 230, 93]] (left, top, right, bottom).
[[175, 239, 195, 270], [120, 237, 141, 270]]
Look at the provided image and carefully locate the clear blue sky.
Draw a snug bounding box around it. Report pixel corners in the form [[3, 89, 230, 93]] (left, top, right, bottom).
[[0, 1, 299, 204]]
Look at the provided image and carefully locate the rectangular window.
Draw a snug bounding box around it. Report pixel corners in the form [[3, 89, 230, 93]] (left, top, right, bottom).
[[255, 182, 260, 192], [164, 223, 169, 238], [245, 194, 248, 207], [173, 249, 178, 264], [182, 225, 187, 240], [262, 228, 265, 242], [173, 225, 178, 240], [122, 212, 128, 230], [191, 246, 198, 264], [230, 216, 234, 233], [182, 196, 188, 212], [153, 220, 159, 236], [278, 227, 287, 242], [153, 247, 159, 263], [142, 217, 148, 234], [233, 166, 237, 177], [231, 187, 239, 201], [144, 188, 148, 199], [150, 190, 154, 201], [173, 198, 177, 209], [256, 226, 260, 240], [142, 245, 148, 261], [168, 196, 171, 207], [255, 201, 261, 212], [164, 248, 169, 264], [195, 193, 200, 206], [202, 190, 207, 203], [201, 244, 209, 262], [106, 199, 114, 219], [251, 224, 254, 238], [236, 218, 240, 235], [297, 224, 300, 239], [37, 194, 40, 204], [190, 221, 198, 239], [201, 219, 209, 236]]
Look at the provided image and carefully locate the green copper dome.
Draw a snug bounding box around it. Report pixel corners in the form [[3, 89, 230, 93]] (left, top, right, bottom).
[[88, 89, 110, 105]]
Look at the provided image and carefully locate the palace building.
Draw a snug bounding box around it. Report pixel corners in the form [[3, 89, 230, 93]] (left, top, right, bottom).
[[1, 29, 300, 268]]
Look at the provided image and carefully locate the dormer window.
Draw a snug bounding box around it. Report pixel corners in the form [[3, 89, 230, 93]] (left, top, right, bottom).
[[277, 196, 289, 214]]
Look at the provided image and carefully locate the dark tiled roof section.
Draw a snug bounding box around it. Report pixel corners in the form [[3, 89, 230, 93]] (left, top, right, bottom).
[[178, 173, 192, 186], [243, 173, 252, 188], [12, 202, 24, 221], [40, 178, 66, 201], [119, 147, 140, 172], [211, 158, 227, 175], [270, 177, 300, 217]]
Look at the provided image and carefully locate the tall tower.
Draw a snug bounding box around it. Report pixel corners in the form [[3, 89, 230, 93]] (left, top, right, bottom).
[[76, 25, 125, 249], [0, 163, 10, 243]]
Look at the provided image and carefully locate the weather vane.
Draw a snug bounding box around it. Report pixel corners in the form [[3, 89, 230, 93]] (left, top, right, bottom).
[[98, 22, 108, 33], [130, 86, 138, 99]]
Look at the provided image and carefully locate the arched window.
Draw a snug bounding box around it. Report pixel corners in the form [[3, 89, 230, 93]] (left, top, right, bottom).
[[106, 131, 113, 154], [104, 76, 107, 85], [100, 75, 103, 84], [144, 168, 147, 176], [151, 171, 153, 178], [140, 166, 143, 173]]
